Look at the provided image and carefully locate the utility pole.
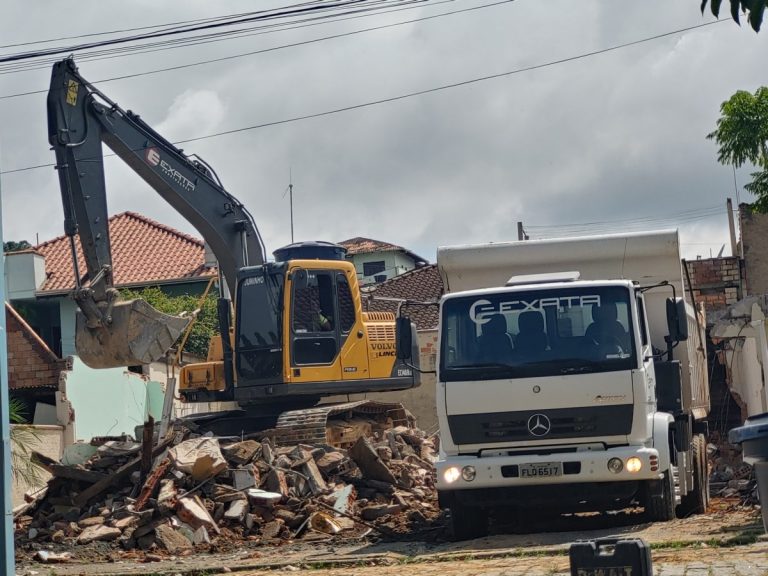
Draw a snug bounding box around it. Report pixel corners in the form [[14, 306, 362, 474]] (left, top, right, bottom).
[[0, 147, 16, 575], [726, 198, 738, 258], [517, 221, 529, 241]]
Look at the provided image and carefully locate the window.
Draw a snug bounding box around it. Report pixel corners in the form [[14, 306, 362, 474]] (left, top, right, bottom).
[[374, 274, 387, 283], [440, 285, 636, 381], [236, 270, 284, 380], [363, 260, 386, 277], [293, 272, 335, 333], [337, 274, 356, 333], [637, 295, 649, 347], [292, 271, 338, 365]]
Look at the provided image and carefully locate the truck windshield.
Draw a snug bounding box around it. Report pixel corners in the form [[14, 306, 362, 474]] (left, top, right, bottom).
[[440, 285, 636, 381]]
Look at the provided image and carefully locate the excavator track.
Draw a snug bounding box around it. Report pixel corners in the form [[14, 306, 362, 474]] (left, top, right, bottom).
[[274, 400, 413, 447]]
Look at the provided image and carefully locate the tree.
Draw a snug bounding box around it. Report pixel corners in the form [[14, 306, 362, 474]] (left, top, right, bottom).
[[707, 87, 768, 211], [3, 240, 32, 253], [120, 286, 219, 358], [701, 0, 767, 31], [9, 398, 42, 488]]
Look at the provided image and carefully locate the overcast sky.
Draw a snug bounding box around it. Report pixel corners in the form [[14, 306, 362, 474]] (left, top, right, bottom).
[[1, 0, 766, 263]]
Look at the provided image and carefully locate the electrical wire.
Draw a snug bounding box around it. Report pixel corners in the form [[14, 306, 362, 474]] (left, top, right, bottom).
[[0, 19, 726, 177], [0, 0, 437, 75], [0, 0, 511, 101], [0, 0, 426, 64]]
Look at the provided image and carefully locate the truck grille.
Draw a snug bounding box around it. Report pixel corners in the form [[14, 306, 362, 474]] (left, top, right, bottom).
[[447, 405, 633, 445]]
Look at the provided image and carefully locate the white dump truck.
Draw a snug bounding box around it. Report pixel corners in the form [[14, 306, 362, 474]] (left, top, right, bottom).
[[397, 230, 710, 539]]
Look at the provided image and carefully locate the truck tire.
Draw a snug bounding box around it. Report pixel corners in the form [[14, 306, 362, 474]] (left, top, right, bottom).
[[644, 469, 676, 522], [448, 501, 488, 541], [678, 434, 709, 517]]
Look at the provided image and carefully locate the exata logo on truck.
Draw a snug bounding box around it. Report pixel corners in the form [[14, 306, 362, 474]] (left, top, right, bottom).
[[144, 147, 196, 192], [469, 295, 601, 325]]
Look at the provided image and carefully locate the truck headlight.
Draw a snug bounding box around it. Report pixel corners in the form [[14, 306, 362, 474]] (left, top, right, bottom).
[[443, 466, 461, 484], [461, 466, 476, 482], [626, 457, 642, 473], [607, 457, 624, 474]]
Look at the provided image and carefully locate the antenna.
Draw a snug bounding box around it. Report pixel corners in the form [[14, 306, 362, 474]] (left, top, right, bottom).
[[282, 168, 295, 243]]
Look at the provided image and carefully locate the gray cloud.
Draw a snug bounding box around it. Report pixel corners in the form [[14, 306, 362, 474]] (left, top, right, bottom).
[[1, 0, 765, 264]]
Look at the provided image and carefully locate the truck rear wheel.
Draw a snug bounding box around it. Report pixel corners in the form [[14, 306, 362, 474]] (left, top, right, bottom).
[[447, 500, 488, 541], [644, 469, 676, 522], [678, 434, 709, 517]]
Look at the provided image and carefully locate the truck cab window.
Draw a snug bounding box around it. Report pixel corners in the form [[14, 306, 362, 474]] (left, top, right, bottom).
[[637, 295, 649, 347]]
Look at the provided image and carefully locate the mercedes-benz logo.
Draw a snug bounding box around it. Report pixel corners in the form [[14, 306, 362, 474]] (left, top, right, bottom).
[[527, 413, 551, 437]]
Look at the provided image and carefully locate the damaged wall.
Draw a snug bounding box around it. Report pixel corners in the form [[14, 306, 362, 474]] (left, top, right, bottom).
[[741, 206, 768, 296], [685, 257, 743, 325], [59, 358, 164, 442]]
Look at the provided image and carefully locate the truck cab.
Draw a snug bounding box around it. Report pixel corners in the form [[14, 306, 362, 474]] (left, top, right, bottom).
[[423, 231, 710, 540]]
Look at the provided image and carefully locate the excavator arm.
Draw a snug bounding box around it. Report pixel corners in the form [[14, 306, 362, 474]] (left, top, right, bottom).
[[47, 57, 266, 368]]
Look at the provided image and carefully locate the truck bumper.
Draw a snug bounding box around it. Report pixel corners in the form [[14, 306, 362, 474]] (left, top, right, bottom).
[[437, 446, 662, 491]]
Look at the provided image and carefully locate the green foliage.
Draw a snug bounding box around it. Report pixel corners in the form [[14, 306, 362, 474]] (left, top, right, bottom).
[[708, 87, 768, 211], [120, 286, 219, 358], [701, 0, 767, 31], [9, 398, 42, 487], [3, 240, 32, 253]]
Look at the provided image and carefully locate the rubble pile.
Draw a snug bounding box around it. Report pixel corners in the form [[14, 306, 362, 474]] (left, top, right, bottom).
[[14, 419, 441, 560], [708, 441, 760, 504]]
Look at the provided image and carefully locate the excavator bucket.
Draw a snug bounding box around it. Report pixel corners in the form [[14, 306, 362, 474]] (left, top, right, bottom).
[[75, 299, 191, 369]]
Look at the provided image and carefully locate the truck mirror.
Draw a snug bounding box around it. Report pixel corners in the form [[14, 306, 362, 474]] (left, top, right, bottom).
[[396, 317, 413, 360], [292, 268, 308, 290], [666, 298, 689, 342]]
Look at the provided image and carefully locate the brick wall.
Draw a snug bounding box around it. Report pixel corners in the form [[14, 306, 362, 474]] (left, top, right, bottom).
[[685, 257, 744, 326], [6, 304, 69, 390], [740, 205, 768, 296]]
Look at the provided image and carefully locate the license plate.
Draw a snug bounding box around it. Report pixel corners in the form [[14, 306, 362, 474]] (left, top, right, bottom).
[[520, 462, 562, 478]]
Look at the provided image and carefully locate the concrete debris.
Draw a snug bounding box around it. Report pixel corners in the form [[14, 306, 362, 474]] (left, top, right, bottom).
[[16, 415, 440, 562]]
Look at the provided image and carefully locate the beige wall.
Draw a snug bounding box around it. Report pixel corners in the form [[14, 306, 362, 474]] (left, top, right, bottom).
[[328, 330, 439, 432], [11, 425, 63, 508]]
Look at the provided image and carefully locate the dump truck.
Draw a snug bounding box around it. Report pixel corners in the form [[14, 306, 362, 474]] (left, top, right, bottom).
[[47, 57, 420, 440], [396, 230, 710, 539]]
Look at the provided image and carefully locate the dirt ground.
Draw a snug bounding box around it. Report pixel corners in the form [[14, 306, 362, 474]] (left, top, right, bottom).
[[16, 498, 766, 576]]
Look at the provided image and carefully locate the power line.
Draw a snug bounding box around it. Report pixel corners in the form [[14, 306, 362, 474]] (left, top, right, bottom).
[[0, 0, 510, 100], [0, 5, 311, 49], [0, 0, 435, 75], [0, 0, 425, 64], [0, 19, 726, 177], [527, 204, 724, 229]]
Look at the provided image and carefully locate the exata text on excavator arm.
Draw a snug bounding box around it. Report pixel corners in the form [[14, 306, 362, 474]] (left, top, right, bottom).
[[47, 57, 265, 369]]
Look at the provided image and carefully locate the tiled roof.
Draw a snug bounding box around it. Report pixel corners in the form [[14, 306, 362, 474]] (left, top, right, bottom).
[[338, 237, 428, 264], [35, 211, 215, 293], [365, 264, 443, 330]]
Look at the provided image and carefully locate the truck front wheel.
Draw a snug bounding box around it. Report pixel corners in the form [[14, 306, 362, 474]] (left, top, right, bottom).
[[644, 469, 676, 522], [446, 498, 488, 541]]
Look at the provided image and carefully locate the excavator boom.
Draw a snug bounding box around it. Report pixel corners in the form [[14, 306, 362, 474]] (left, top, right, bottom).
[[47, 57, 265, 368]]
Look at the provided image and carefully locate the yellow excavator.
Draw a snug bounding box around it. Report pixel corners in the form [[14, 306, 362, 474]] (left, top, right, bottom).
[[47, 57, 420, 438]]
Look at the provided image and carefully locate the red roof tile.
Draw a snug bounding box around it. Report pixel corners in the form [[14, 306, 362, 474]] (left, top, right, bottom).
[[365, 264, 443, 330], [35, 211, 215, 293], [338, 237, 428, 264]]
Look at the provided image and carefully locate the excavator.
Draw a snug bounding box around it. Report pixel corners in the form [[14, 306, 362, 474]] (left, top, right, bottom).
[[47, 57, 420, 440]]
